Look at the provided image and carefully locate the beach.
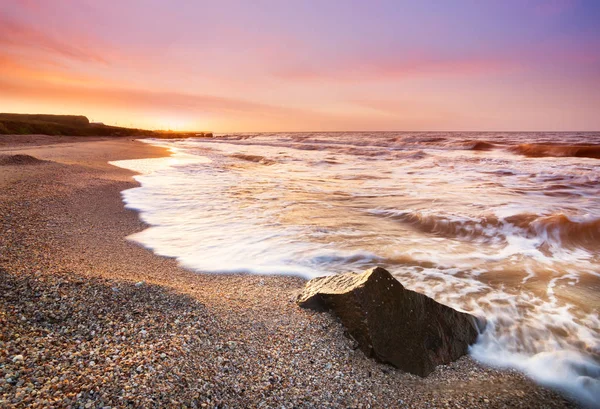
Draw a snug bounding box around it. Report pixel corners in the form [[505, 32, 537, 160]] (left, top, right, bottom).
[[0, 136, 580, 408]]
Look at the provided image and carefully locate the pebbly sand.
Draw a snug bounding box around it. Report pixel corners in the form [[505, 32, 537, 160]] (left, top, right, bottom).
[[0, 135, 579, 408]]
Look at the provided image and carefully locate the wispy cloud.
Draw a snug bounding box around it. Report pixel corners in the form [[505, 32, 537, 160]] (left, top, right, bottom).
[[0, 53, 102, 86], [0, 76, 308, 117], [0, 14, 107, 63], [0, 74, 464, 131], [276, 53, 520, 82]]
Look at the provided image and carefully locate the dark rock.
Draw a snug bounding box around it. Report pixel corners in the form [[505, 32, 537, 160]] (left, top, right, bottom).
[[297, 266, 484, 376]]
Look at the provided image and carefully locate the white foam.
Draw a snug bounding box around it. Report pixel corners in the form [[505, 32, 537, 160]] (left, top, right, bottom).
[[110, 152, 211, 175]]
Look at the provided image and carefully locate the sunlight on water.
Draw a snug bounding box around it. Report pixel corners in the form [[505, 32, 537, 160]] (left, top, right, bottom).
[[111, 132, 600, 407]]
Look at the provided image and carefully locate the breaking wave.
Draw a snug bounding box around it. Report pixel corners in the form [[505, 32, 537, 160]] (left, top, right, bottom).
[[465, 140, 496, 151], [511, 144, 600, 159], [230, 154, 277, 165], [369, 209, 600, 252]]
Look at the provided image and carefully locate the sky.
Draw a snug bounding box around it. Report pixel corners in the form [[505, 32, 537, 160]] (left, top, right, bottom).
[[1, 0, 599, 132]]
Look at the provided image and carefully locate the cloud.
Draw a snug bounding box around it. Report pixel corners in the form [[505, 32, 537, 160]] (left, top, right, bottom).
[[0, 13, 107, 63], [349, 97, 455, 119], [276, 53, 520, 82], [0, 76, 306, 118], [0, 53, 102, 86], [0, 75, 462, 131]]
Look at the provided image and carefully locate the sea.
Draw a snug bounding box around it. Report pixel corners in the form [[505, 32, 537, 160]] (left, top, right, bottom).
[[111, 132, 600, 406]]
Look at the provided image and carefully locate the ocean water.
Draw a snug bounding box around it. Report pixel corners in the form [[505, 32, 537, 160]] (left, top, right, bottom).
[[111, 132, 600, 406]]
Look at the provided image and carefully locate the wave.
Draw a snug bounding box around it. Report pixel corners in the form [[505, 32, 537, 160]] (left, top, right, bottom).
[[532, 214, 600, 250], [391, 150, 428, 160], [369, 209, 600, 251], [207, 133, 600, 158], [464, 140, 497, 151], [511, 144, 600, 159], [230, 154, 276, 165], [389, 138, 498, 151], [370, 209, 503, 239]]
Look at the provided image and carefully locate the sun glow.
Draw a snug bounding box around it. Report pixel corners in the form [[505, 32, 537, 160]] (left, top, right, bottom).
[[157, 118, 193, 132]]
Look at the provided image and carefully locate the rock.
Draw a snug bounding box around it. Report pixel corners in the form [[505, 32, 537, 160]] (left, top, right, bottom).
[[12, 355, 24, 363], [135, 281, 145, 287], [297, 267, 484, 377]]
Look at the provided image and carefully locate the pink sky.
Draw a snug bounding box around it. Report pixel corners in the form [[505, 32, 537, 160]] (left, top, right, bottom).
[[1, 0, 599, 131]]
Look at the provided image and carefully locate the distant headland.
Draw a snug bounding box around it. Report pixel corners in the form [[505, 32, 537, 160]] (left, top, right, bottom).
[[0, 113, 212, 139]]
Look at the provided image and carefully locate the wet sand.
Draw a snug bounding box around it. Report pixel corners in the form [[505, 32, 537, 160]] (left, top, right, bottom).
[[0, 136, 579, 408]]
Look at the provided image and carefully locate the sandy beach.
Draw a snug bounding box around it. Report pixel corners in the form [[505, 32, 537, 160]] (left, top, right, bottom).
[[0, 136, 579, 408]]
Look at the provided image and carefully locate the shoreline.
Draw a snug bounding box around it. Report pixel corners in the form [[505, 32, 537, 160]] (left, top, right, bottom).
[[0, 136, 579, 408]]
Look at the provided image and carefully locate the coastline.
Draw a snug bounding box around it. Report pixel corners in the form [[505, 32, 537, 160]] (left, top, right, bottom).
[[0, 136, 579, 408]]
